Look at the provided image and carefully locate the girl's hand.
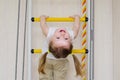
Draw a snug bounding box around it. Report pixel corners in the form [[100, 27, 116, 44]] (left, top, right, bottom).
[[40, 15, 49, 22], [69, 15, 80, 19], [40, 15, 49, 36], [70, 15, 80, 39]]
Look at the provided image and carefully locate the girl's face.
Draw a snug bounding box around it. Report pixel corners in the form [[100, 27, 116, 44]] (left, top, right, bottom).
[[51, 28, 71, 49]]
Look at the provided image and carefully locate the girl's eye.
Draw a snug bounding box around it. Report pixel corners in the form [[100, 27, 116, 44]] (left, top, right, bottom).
[[56, 37, 60, 39], [65, 38, 68, 40]]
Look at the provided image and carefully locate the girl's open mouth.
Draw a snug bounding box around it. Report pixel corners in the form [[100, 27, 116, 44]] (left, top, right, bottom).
[[60, 29, 66, 33]]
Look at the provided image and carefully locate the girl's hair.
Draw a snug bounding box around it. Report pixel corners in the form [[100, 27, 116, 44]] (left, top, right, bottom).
[[38, 41, 82, 76], [49, 41, 73, 58], [72, 54, 82, 76], [38, 52, 48, 74]]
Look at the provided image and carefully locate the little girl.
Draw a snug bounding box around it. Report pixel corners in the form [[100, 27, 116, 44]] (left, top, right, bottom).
[[38, 15, 82, 80]]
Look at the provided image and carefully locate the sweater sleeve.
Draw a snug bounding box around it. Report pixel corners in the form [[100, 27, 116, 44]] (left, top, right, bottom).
[[47, 27, 56, 43], [67, 28, 74, 42]]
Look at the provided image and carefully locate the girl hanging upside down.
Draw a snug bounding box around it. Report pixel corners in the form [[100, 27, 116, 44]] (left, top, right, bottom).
[[38, 15, 82, 80]]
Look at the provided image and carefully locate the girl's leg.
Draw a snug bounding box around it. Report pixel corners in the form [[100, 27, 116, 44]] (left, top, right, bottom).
[[39, 59, 53, 80], [53, 59, 69, 80]]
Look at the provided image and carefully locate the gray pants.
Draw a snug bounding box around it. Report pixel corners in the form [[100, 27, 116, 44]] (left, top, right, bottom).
[[39, 58, 69, 80]]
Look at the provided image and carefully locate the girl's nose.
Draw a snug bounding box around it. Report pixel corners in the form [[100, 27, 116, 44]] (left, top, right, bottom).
[[61, 32, 66, 36]]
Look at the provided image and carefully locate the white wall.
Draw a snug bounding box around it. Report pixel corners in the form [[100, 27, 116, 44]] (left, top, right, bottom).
[[0, 0, 27, 80], [0, 0, 18, 80], [113, 0, 120, 80], [94, 0, 113, 80]]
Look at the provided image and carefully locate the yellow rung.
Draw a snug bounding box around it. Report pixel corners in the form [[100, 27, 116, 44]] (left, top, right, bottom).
[[32, 49, 42, 53], [72, 49, 86, 54], [31, 49, 88, 54], [31, 17, 88, 22]]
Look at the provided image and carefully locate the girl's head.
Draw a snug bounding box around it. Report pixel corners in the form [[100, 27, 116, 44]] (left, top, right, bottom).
[[49, 28, 73, 58], [50, 28, 72, 49], [48, 28, 73, 58]]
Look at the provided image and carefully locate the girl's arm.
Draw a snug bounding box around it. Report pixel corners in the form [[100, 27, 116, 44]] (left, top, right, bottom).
[[72, 15, 80, 39], [40, 15, 49, 36]]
